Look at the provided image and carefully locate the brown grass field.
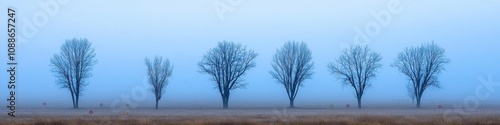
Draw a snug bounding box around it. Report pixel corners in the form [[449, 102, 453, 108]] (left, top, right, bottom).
[[1, 108, 499, 125]]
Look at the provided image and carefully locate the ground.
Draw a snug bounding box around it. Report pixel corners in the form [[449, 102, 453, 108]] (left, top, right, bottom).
[[1, 107, 499, 124]]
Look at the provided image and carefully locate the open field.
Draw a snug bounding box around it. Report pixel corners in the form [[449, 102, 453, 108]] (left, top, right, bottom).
[[1, 108, 500, 125]]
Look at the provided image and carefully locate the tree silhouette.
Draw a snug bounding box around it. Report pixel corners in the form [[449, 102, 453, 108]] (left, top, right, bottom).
[[270, 41, 314, 108], [198, 41, 257, 109], [50, 38, 97, 109], [328, 45, 382, 109], [145, 56, 173, 110], [392, 42, 449, 108]]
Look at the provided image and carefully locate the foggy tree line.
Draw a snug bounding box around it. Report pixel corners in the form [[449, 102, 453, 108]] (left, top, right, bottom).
[[50, 38, 449, 109]]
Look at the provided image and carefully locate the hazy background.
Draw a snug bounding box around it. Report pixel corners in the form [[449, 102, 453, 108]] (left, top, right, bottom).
[[1, 0, 499, 109]]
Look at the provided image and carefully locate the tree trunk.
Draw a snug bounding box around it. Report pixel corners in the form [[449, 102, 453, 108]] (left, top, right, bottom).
[[222, 95, 229, 109], [223, 100, 228, 109], [76, 78, 80, 109], [75, 93, 79, 109], [221, 92, 230, 109], [416, 97, 421, 108], [70, 91, 76, 109], [289, 98, 295, 108], [415, 93, 423, 108], [75, 100, 79, 108], [357, 97, 362, 109], [155, 100, 159, 110]]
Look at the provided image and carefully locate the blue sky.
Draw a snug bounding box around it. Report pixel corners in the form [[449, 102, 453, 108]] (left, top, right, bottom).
[[1, 0, 500, 109]]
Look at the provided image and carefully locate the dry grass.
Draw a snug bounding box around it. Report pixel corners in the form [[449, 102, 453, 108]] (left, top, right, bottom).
[[2, 114, 500, 125]]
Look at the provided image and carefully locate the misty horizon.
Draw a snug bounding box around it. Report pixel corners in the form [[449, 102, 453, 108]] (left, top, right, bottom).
[[1, 0, 499, 110]]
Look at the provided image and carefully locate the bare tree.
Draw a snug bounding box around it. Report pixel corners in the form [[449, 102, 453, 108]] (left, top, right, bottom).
[[198, 41, 257, 109], [145, 56, 173, 110], [270, 41, 314, 108], [392, 42, 449, 108], [328, 45, 382, 109], [50, 38, 97, 109]]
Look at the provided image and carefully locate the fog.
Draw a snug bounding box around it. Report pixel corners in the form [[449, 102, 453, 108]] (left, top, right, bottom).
[[1, 0, 499, 109]]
